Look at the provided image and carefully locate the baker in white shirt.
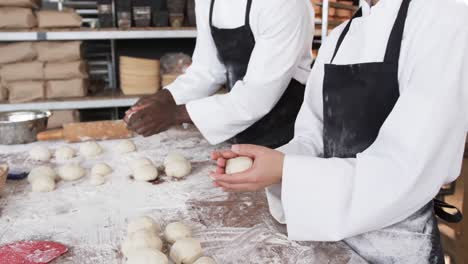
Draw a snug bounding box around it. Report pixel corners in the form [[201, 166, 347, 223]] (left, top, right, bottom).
[[211, 0, 468, 262], [125, 0, 314, 148]]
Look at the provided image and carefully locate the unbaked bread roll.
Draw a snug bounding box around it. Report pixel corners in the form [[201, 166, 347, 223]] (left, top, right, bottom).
[[164, 153, 191, 178], [58, 164, 86, 181], [170, 238, 203, 264], [121, 230, 163, 256], [125, 248, 168, 264], [128, 216, 161, 235], [164, 222, 191, 244], [225, 157, 253, 174], [55, 146, 75, 160], [115, 139, 136, 154], [79, 141, 103, 158], [29, 146, 51, 161], [193, 257, 216, 264]]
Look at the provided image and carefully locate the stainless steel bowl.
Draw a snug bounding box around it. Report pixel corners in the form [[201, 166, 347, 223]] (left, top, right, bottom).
[[0, 110, 51, 145]]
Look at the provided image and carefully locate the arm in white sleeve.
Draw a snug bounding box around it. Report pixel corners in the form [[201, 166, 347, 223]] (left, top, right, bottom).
[[165, 0, 226, 105], [281, 18, 468, 241], [186, 0, 314, 144]]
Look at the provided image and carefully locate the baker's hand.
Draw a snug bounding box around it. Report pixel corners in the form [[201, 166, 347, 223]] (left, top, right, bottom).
[[124, 89, 173, 123], [210, 144, 284, 192], [126, 90, 191, 137]]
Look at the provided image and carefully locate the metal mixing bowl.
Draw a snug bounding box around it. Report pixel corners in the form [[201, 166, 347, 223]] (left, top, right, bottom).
[[0, 111, 51, 145]]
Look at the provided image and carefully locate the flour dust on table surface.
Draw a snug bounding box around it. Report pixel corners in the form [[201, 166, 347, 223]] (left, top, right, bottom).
[[0, 127, 364, 263]]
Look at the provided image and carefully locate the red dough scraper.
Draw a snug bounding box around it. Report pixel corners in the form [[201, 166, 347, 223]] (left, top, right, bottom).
[[0, 241, 68, 264]]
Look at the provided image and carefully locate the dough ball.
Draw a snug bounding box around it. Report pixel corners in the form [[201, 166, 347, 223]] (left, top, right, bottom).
[[91, 163, 113, 176], [128, 216, 161, 235], [79, 141, 103, 158], [29, 146, 51, 161], [115, 139, 137, 154], [170, 238, 203, 264], [165, 160, 191, 179], [31, 176, 55, 192], [133, 165, 158, 182], [28, 165, 57, 183], [58, 164, 86, 181], [225, 157, 253, 174], [194, 257, 216, 264], [164, 222, 191, 244], [164, 153, 186, 166], [125, 249, 168, 264], [55, 146, 75, 160], [130, 158, 153, 171], [122, 230, 163, 256], [90, 174, 106, 186]]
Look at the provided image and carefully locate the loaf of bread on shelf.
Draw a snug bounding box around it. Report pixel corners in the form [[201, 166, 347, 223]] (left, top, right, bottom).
[[0, 0, 40, 9], [0, 42, 37, 65], [45, 78, 88, 99], [0, 61, 44, 82], [47, 110, 80, 129], [44, 61, 88, 80], [7, 81, 44, 103], [0, 7, 37, 29], [36, 9, 82, 28], [35, 41, 82, 62]]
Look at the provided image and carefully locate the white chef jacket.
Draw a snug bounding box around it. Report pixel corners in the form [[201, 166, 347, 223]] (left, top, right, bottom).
[[266, 0, 468, 241], [166, 0, 315, 144]]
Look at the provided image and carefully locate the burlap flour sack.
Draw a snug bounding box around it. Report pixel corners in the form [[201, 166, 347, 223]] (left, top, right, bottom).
[[47, 110, 80, 129], [7, 81, 44, 103], [0, 61, 43, 82], [37, 10, 82, 28], [46, 78, 87, 99], [44, 60, 87, 80], [0, 42, 37, 65], [0, 7, 37, 29], [0, 0, 40, 8], [35, 41, 82, 62]]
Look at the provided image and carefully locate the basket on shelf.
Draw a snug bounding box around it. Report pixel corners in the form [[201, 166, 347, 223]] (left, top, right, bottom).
[[120, 56, 161, 95]]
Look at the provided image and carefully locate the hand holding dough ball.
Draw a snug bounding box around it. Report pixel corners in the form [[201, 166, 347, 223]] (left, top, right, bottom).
[[55, 146, 75, 160], [170, 238, 203, 264], [164, 153, 191, 178], [128, 216, 161, 235], [91, 163, 113, 176], [125, 249, 168, 264], [225, 157, 253, 174], [130, 158, 153, 171], [194, 257, 216, 264], [28, 166, 57, 192], [115, 139, 137, 154], [133, 165, 159, 182], [58, 164, 86, 181], [29, 146, 51, 161], [79, 141, 103, 158], [122, 230, 163, 256], [164, 222, 192, 244]]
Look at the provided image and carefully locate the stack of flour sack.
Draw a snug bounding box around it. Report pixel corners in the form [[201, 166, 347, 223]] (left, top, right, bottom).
[[0, 41, 88, 103]]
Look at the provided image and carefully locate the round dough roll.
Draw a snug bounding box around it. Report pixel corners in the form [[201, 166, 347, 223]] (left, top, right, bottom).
[[164, 222, 191, 244], [115, 139, 136, 154], [121, 230, 163, 256], [29, 146, 51, 161], [130, 158, 153, 171], [58, 164, 86, 181], [55, 146, 75, 160], [79, 141, 103, 158], [165, 160, 191, 179], [170, 238, 203, 264], [125, 249, 168, 264], [91, 163, 112, 176], [193, 257, 216, 264], [128, 216, 161, 235], [225, 157, 253, 174], [28, 165, 57, 183], [31, 176, 56, 192], [133, 165, 158, 182]]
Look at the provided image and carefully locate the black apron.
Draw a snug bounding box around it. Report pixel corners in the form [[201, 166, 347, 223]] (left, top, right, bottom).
[[322, 0, 446, 262], [209, 0, 305, 148]]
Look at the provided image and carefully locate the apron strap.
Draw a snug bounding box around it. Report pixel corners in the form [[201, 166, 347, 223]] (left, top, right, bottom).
[[209, 0, 253, 28], [433, 199, 463, 223], [330, 8, 362, 63], [383, 0, 412, 64], [209, 0, 215, 27]]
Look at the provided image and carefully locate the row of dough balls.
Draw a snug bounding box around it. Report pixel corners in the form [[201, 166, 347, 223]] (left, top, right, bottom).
[[28, 139, 137, 161], [27, 162, 113, 192], [130, 153, 192, 182], [123, 216, 215, 264]]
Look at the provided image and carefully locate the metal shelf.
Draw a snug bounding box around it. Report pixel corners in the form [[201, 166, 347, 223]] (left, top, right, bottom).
[[0, 27, 198, 42], [0, 92, 139, 112], [317, 1, 357, 11]]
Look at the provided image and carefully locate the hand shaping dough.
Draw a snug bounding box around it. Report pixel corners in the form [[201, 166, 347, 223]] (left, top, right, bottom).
[[133, 165, 158, 182], [58, 164, 86, 181], [28, 165, 57, 192], [130, 158, 153, 171], [164, 222, 191, 244], [164, 153, 191, 178], [193, 257, 216, 264], [225, 157, 253, 174], [128, 216, 161, 235], [170, 238, 203, 264], [115, 139, 136, 154], [79, 141, 103, 158], [29, 146, 51, 161], [91, 163, 113, 176], [125, 249, 168, 264], [122, 230, 163, 256], [90, 174, 106, 186], [55, 146, 75, 160]]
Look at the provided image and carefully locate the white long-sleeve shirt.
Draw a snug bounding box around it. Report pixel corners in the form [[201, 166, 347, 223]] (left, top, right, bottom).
[[166, 0, 314, 144], [266, 0, 468, 241]]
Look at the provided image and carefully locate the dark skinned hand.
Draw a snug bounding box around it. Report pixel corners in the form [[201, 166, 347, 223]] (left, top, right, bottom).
[[126, 89, 191, 137]]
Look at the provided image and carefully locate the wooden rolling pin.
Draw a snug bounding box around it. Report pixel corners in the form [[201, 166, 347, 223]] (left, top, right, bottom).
[[37, 120, 133, 142]]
